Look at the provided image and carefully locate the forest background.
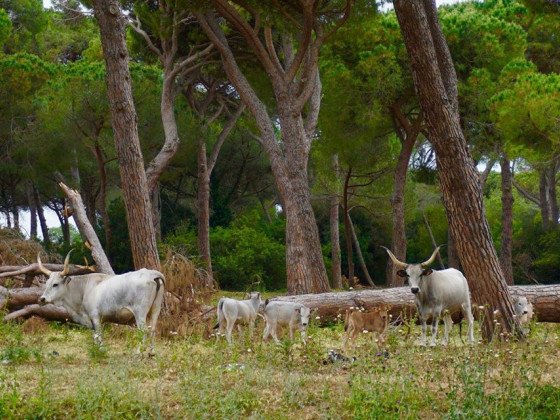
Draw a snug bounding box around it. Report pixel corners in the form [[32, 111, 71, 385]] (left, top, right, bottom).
[[1, 0, 560, 293]]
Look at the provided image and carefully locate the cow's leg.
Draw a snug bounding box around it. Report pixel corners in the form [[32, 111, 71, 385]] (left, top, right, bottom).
[[225, 318, 235, 346], [430, 307, 442, 347], [269, 320, 280, 343], [262, 319, 271, 342], [146, 291, 164, 356], [464, 305, 475, 344], [441, 312, 453, 346], [342, 327, 352, 350], [91, 315, 103, 347], [419, 316, 427, 347], [299, 326, 307, 344]]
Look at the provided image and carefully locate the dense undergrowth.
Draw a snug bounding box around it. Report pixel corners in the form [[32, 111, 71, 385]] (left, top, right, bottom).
[[1, 301, 559, 419]]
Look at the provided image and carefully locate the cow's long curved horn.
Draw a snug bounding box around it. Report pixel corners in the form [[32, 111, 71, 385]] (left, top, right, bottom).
[[381, 246, 408, 269], [421, 246, 441, 267], [37, 253, 52, 276], [60, 249, 74, 276]]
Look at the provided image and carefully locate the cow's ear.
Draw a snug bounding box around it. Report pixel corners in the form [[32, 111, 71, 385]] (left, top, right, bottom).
[[422, 269, 433, 276], [295, 308, 301, 314], [396, 270, 408, 278], [63, 276, 72, 285]]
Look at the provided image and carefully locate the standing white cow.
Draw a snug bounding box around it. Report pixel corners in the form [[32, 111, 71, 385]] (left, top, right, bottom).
[[383, 246, 475, 347], [214, 292, 262, 345], [38, 252, 165, 355], [262, 300, 312, 344]]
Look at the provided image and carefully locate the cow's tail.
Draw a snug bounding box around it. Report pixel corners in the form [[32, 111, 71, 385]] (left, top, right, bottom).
[[151, 274, 166, 311], [214, 299, 225, 330]]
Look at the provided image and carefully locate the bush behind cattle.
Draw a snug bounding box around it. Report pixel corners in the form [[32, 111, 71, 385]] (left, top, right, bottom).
[[1, 293, 560, 419]]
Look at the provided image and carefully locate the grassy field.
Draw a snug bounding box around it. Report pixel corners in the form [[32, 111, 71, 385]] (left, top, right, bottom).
[[1, 299, 560, 419]]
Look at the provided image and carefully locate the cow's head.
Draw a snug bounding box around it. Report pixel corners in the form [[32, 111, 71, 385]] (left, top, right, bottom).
[[38, 250, 73, 304], [382, 246, 441, 295], [513, 296, 529, 317], [376, 304, 393, 322], [296, 305, 312, 328]]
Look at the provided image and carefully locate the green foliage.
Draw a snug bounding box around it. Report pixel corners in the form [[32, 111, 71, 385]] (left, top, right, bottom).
[[165, 209, 287, 291], [0, 8, 12, 47]]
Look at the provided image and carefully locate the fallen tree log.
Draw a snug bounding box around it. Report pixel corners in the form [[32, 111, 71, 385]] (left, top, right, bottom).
[[269, 285, 560, 324], [3, 284, 560, 325]]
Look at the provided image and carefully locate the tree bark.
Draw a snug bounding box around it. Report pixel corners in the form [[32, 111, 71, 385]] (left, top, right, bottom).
[[330, 154, 342, 289], [91, 0, 160, 271], [393, 0, 523, 340], [500, 153, 514, 285]]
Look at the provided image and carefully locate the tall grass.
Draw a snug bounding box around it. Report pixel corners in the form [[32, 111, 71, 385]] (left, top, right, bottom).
[[1, 308, 560, 419]]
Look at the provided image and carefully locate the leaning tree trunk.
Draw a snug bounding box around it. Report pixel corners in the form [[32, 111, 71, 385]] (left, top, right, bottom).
[[393, 0, 523, 341], [92, 0, 160, 271], [500, 153, 514, 285]]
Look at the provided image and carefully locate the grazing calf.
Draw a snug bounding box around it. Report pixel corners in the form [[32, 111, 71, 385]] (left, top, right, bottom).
[[343, 305, 392, 350], [262, 300, 312, 344], [214, 292, 262, 345], [38, 252, 165, 356], [384, 246, 475, 347]]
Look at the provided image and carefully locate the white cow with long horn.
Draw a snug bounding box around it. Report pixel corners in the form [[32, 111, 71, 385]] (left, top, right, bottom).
[[38, 251, 165, 355], [383, 246, 475, 347]]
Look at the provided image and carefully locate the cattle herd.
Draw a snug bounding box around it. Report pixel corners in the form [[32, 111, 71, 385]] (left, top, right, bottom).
[[36, 249, 534, 356]]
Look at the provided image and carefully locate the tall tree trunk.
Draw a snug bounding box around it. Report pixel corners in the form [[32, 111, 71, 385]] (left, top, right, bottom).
[[539, 170, 551, 230], [548, 160, 559, 228], [197, 140, 213, 280], [91, 0, 160, 270], [34, 189, 50, 246], [330, 154, 342, 289], [423, 213, 445, 269], [388, 107, 422, 286], [393, 0, 523, 340], [500, 153, 514, 285], [26, 181, 37, 239], [342, 168, 355, 283]]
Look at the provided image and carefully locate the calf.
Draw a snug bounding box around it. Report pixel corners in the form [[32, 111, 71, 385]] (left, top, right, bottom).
[[514, 296, 534, 328], [384, 246, 475, 347], [343, 305, 392, 350], [214, 292, 262, 345], [38, 252, 165, 355], [262, 300, 312, 344]]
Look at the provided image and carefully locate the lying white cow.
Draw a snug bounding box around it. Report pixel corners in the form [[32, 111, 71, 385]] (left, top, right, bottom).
[[214, 292, 262, 345], [38, 252, 165, 355], [384, 246, 474, 347], [262, 300, 312, 344]]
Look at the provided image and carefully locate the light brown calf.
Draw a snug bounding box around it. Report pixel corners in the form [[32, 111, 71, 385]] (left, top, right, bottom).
[[343, 305, 392, 350]]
